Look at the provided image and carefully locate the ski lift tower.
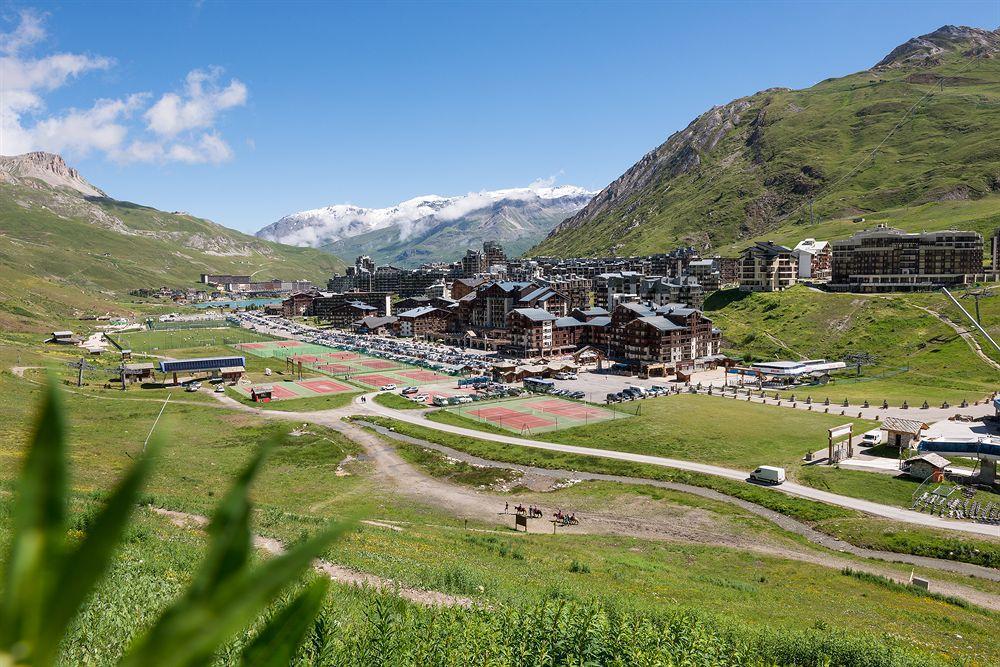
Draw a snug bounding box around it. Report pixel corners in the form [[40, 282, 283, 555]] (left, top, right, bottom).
[[66, 357, 98, 388]]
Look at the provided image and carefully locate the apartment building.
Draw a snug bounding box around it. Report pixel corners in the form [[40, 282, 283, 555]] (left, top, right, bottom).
[[830, 226, 983, 292], [738, 242, 797, 292], [793, 238, 832, 281]]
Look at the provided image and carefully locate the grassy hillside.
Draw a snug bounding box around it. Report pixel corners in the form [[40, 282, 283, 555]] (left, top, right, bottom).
[[2, 337, 998, 665], [0, 181, 345, 331], [705, 286, 1000, 403], [531, 28, 1000, 257]]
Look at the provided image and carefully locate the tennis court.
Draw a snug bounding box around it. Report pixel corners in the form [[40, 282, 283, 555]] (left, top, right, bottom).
[[230, 378, 354, 402], [445, 395, 625, 434], [237, 340, 410, 372]]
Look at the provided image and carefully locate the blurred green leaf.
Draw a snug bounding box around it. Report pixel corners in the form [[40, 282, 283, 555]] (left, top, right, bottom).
[[187, 441, 271, 599], [122, 522, 350, 667], [0, 378, 67, 664], [239, 578, 330, 667], [35, 435, 161, 666]]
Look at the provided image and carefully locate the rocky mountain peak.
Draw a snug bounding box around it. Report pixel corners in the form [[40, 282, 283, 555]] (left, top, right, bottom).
[[873, 25, 1000, 69], [0, 151, 106, 198]]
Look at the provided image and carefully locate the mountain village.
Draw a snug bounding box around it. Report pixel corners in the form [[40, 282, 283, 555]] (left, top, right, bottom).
[[2, 14, 1000, 667]]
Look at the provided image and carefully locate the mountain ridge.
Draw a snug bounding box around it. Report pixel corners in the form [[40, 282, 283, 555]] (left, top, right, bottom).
[[531, 25, 1000, 258], [257, 185, 593, 266], [0, 152, 345, 330]]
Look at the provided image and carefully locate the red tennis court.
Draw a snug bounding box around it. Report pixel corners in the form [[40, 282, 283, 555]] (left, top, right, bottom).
[[269, 385, 299, 399], [360, 359, 396, 369], [274, 341, 303, 347], [354, 373, 399, 387], [468, 407, 555, 430], [299, 379, 352, 394], [291, 354, 320, 363], [324, 351, 360, 360], [239, 342, 266, 349], [529, 399, 606, 419]]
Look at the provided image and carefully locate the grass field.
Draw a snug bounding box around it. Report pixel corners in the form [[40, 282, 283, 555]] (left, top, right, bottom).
[[3, 338, 1000, 664], [706, 286, 1000, 405], [431, 393, 874, 470]]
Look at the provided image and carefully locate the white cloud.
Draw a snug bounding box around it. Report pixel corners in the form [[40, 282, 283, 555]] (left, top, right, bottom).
[[0, 9, 245, 166], [145, 67, 247, 137]]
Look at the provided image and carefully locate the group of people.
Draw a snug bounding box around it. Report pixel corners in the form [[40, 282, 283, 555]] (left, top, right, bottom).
[[505, 502, 576, 523]]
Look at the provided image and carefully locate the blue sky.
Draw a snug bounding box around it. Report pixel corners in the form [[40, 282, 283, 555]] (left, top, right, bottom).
[[2, 1, 998, 233]]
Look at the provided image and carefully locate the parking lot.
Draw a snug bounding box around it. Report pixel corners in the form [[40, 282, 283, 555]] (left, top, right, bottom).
[[539, 367, 727, 404]]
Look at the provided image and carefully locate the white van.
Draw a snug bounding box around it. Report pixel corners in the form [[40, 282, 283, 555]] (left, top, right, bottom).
[[749, 466, 786, 485], [625, 384, 648, 397], [861, 429, 884, 446]]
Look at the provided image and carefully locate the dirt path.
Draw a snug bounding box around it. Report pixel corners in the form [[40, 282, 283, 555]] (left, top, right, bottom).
[[355, 420, 1000, 579], [150, 507, 473, 608], [905, 301, 1000, 372], [341, 421, 1000, 610]]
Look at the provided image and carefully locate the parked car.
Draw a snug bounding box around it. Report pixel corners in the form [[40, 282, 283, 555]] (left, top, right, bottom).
[[380, 383, 397, 391], [184, 382, 201, 393], [414, 394, 429, 403], [606, 393, 618, 403], [569, 391, 585, 399], [432, 396, 450, 406], [401, 386, 419, 395], [215, 384, 226, 393], [749, 466, 786, 485]]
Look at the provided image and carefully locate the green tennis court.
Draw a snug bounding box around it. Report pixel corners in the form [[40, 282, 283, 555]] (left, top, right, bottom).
[[444, 396, 626, 434]]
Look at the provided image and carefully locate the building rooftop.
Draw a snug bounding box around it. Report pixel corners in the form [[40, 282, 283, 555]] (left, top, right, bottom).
[[510, 308, 557, 322]]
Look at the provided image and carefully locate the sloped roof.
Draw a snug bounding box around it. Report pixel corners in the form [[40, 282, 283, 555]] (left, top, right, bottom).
[[555, 316, 583, 328], [510, 308, 557, 322], [905, 453, 950, 469], [634, 315, 683, 331], [398, 306, 440, 318], [882, 417, 928, 434]]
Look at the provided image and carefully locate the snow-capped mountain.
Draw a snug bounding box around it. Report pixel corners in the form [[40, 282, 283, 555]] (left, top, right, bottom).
[[256, 184, 594, 266]]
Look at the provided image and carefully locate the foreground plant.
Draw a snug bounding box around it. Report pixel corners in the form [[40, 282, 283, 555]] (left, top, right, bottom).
[[0, 380, 346, 666]]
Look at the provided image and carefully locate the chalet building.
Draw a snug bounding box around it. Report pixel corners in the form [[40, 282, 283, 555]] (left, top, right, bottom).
[[453, 281, 569, 333], [683, 258, 722, 292], [450, 277, 488, 300], [830, 226, 983, 292], [395, 306, 452, 338], [738, 242, 797, 292], [323, 301, 378, 329], [312, 292, 392, 320], [793, 239, 832, 281], [281, 291, 320, 317], [594, 271, 644, 309], [355, 315, 398, 335], [503, 308, 565, 357], [638, 275, 705, 309]]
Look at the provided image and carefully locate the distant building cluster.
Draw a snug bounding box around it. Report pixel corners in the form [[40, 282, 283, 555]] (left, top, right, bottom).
[[280, 241, 727, 374]]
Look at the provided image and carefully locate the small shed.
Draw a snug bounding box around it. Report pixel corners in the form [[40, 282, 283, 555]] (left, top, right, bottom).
[[902, 453, 950, 480], [250, 385, 273, 403], [881, 417, 928, 449], [123, 362, 155, 384]]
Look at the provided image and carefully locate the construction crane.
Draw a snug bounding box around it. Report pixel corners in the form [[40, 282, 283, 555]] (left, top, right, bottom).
[[959, 286, 995, 324], [66, 357, 98, 388]]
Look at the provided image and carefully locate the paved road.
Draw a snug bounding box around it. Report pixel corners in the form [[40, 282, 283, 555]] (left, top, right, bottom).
[[361, 395, 1000, 538]]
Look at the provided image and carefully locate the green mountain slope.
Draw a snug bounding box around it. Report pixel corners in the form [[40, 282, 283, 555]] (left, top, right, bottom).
[[0, 153, 344, 330], [531, 25, 1000, 257]]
